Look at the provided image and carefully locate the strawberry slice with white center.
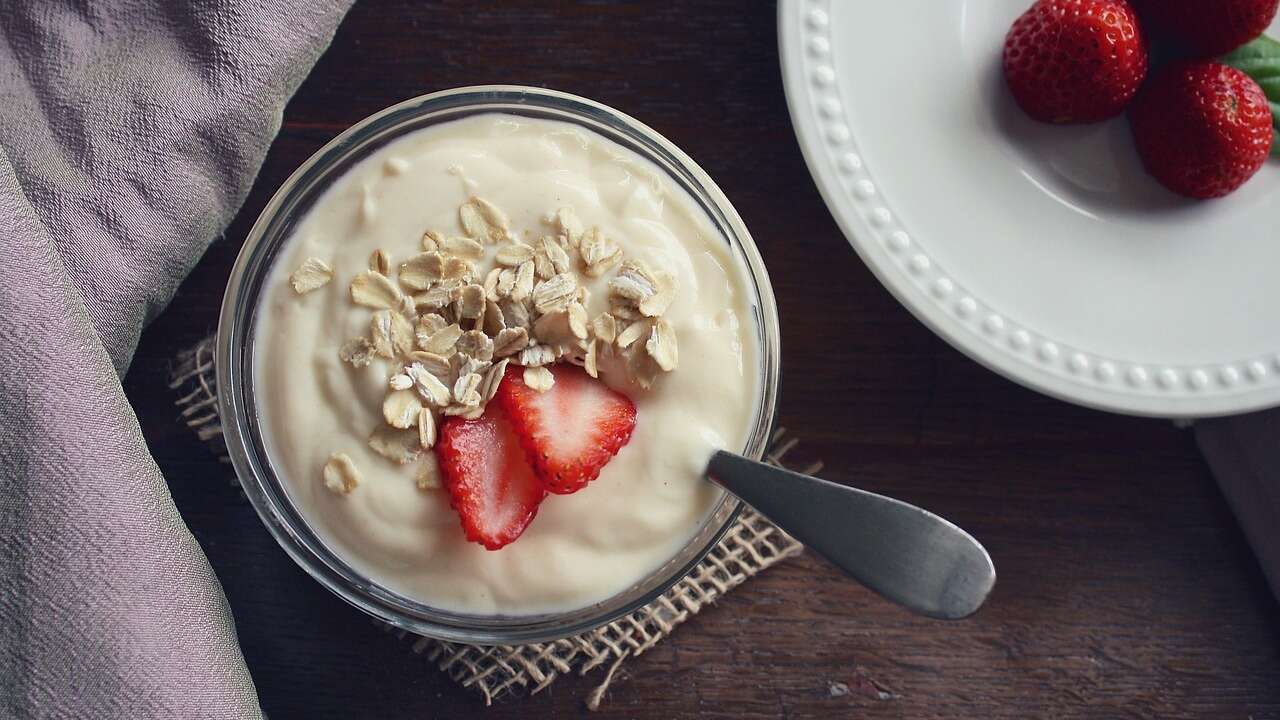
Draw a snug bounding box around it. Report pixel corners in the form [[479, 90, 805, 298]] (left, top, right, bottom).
[[497, 364, 638, 494], [436, 404, 546, 550]]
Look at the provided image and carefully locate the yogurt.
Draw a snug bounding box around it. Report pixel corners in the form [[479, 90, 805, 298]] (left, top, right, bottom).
[[255, 114, 760, 615]]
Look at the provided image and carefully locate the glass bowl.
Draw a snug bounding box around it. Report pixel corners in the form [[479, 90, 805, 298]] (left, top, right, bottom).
[[216, 86, 780, 645]]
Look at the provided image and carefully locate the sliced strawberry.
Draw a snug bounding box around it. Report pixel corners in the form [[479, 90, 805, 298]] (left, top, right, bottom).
[[497, 364, 637, 495], [436, 404, 545, 550]]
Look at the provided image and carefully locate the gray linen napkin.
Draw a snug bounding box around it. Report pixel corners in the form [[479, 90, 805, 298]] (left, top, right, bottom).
[[0, 2, 351, 717], [1196, 412, 1280, 599]]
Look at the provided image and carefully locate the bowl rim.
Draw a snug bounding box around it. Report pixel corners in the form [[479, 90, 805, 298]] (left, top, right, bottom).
[[216, 85, 781, 645]]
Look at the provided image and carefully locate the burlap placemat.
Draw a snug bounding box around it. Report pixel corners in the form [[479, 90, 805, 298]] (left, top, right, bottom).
[[169, 336, 811, 708]]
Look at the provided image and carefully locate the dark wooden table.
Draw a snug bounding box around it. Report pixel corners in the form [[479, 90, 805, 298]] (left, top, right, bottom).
[[124, 2, 1280, 718]]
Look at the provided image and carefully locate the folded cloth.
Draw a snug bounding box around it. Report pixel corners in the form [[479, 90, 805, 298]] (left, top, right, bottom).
[[1196, 411, 1280, 599], [0, 2, 351, 717]]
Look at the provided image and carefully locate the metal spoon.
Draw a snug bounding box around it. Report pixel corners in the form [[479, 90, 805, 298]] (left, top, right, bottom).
[[706, 450, 995, 620]]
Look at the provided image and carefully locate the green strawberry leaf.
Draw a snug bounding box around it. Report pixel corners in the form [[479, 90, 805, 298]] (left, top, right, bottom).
[[1223, 35, 1280, 158]]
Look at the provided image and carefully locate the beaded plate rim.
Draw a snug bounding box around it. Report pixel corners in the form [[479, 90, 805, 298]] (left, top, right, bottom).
[[778, 0, 1280, 418]]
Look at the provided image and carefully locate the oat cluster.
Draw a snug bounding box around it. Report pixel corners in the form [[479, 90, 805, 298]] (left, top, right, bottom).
[[290, 197, 680, 494]]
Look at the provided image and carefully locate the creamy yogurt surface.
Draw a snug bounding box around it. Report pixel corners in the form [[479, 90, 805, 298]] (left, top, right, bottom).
[[255, 113, 760, 615]]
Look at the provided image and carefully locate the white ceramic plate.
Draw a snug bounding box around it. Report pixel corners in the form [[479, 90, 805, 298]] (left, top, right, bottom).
[[779, 0, 1280, 417]]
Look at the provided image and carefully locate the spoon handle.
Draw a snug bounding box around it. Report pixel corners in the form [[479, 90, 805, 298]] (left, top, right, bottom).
[[706, 450, 995, 620]]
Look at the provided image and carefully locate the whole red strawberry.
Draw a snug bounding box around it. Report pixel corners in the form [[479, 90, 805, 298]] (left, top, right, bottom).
[[1136, 0, 1278, 57], [1004, 0, 1149, 123], [1130, 61, 1273, 198]]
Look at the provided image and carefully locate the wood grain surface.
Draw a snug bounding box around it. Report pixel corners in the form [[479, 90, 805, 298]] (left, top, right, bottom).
[[122, 2, 1280, 718]]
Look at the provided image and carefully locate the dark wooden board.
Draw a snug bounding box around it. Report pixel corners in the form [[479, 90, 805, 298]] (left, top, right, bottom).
[[124, 2, 1280, 717]]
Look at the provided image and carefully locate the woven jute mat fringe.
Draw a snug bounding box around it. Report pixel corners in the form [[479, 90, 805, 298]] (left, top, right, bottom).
[[170, 336, 811, 708]]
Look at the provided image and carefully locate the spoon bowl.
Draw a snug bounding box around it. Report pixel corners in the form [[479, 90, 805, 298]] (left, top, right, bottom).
[[707, 450, 996, 619]]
